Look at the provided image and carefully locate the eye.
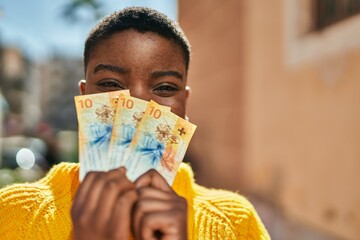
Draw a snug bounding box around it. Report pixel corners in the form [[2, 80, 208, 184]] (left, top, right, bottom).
[[153, 84, 179, 97], [96, 79, 125, 90]]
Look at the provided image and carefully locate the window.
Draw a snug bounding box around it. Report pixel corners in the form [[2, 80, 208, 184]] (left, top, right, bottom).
[[316, 0, 360, 29], [284, 0, 360, 65]]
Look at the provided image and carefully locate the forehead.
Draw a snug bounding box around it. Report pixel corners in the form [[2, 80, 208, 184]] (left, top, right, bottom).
[[87, 29, 186, 70]]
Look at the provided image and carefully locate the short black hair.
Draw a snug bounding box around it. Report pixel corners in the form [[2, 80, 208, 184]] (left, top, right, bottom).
[[84, 7, 191, 72]]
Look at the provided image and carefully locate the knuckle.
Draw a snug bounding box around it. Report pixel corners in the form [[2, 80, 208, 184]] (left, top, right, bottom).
[[116, 179, 134, 192], [106, 169, 125, 180], [148, 168, 157, 173], [117, 190, 137, 205], [144, 168, 158, 176], [104, 180, 118, 190]]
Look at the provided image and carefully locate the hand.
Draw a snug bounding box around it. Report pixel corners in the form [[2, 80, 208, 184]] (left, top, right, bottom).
[[71, 168, 138, 240], [133, 170, 188, 240]]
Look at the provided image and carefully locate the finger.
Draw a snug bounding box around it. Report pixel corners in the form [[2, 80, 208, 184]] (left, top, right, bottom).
[[139, 211, 187, 240], [78, 167, 128, 217], [71, 171, 101, 218], [111, 189, 138, 239], [133, 199, 173, 237], [133, 195, 187, 239], [137, 187, 173, 201], [135, 169, 172, 192], [93, 173, 135, 230]]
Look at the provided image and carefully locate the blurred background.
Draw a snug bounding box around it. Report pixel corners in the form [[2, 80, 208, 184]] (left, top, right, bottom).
[[0, 0, 359, 239]]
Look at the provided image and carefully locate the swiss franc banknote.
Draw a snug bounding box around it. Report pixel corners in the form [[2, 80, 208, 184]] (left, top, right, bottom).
[[124, 101, 197, 184], [75, 90, 128, 180], [107, 93, 150, 170]]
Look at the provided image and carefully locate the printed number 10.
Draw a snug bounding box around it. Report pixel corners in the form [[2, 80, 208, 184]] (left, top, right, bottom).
[[149, 106, 162, 119], [78, 99, 92, 108], [120, 98, 134, 109]]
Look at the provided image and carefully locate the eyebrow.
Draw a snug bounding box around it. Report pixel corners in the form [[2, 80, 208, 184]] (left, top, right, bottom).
[[93, 64, 129, 74], [151, 71, 183, 82]]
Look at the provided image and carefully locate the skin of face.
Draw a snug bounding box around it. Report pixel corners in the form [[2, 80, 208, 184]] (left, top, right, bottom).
[[80, 29, 189, 118]]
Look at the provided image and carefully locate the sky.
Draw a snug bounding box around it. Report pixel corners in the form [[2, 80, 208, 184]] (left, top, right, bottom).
[[0, 0, 178, 61]]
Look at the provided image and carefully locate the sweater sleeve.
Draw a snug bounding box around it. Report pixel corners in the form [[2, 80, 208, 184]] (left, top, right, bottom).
[[0, 182, 55, 239], [0, 163, 78, 240], [193, 184, 271, 240]]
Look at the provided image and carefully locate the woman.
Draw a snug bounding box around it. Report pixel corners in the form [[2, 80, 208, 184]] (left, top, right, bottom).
[[0, 7, 270, 239]]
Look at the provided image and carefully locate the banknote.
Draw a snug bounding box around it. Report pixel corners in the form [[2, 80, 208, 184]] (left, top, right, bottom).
[[124, 100, 196, 184], [107, 93, 150, 170], [75, 90, 129, 180]]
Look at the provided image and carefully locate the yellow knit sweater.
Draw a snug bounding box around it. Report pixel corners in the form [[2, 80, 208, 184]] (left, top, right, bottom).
[[0, 163, 270, 239]]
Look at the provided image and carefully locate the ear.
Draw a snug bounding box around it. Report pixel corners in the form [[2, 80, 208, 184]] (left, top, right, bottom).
[[78, 79, 86, 95]]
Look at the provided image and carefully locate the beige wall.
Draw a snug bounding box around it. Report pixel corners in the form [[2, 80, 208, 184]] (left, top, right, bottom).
[[179, 1, 246, 189], [180, 0, 360, 239]]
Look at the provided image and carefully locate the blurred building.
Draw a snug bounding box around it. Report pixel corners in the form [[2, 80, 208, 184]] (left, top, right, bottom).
[[0, 47, 32, 135], [0, 42, 81, 174], [179, 0, 360, 239], [38, 56, 82, 132], [0, 41, 82, 131]]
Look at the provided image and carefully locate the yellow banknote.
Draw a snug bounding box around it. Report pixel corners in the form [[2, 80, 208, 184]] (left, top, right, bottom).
[[75, 90, 129, 180], [125, 100, 196, 184], [107, 93, 149, 170]]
